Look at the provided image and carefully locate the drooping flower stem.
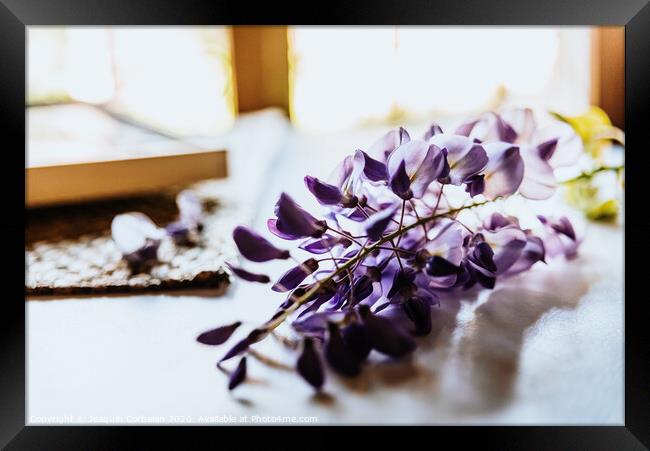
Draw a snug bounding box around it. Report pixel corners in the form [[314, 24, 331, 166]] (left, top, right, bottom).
[[261, 199, 491, 332], [559, 165, 624, 184]]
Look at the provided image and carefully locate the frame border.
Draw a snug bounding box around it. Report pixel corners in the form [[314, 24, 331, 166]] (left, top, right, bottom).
[[4, 0, 648, 448]]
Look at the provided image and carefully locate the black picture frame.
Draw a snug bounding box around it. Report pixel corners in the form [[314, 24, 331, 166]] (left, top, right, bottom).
[[3, 0, 648, 448]]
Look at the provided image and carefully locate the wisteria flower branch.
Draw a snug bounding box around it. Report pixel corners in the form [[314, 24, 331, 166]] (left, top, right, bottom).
[[198, 108, 622, 391]]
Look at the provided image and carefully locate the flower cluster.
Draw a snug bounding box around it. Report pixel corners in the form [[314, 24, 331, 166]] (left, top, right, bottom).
[[111, 190, 204, 273], [199, 109, 586, 392]]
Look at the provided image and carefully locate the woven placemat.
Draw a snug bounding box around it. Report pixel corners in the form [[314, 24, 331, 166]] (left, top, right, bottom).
[[26, 180, 247, 296]]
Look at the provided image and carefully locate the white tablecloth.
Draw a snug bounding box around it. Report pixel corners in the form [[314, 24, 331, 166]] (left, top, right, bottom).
[[27, 120, 623, 425]]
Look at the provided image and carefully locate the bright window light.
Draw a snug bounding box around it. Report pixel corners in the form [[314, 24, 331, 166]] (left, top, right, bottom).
[[28, 27, 235, 137], [289, 27, 591, 132]]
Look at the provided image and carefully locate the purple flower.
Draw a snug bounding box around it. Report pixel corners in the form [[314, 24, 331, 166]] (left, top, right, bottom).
[[206, 110, 587, 392], [272, 193, 328, 239], [341, 322, 371, 361], [421, 221, 464, 288], [465, 239, 498, 289], [304, 176, 344, 206], [228, 357, 247, 390], [296, 338, 325, 389], [326, 154, 363, 205], [226, 262, 270, 284], [354, 149, 388, 182], [272, 258, 320, 292], [481, 143, 525, 200], [358, 305, 416, 358], [537, 215, 580, 259], [364, 205, 398, 241], [368, 127, 411, 162], [480, 226, 528, 274], [298, 234, 351, 254], [387, 140, 447, 199], [502, 233, 546, 277], [233, 226, 290, 262], [197, 321, 242, 345], [325, 322, 363, 376], [422, 122, 444, 140], [403, 296, 432, 336], [455, 112, 517, 143], [111, 212, 165, 273], [428, 134, 488, 185]]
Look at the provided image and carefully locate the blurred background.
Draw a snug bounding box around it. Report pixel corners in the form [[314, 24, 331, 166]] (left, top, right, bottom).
[[26, 26, 623, 205]]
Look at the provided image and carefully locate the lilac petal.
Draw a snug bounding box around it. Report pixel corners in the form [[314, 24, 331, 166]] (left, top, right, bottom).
[[467, 242, 497, 289], [551, 216, 577, 241], [484, 212, 518, 231], [368, 127, 411, 162], [297, 338, 325, 389], [537, 138, 558, 161], [504, 235, 546, 276], [389, 159, 413, 200], [426, 256, 461, 277], [359, 305, 416, 357], [275, 193, 328, 239], [219, 328, 267, 362], [533, 121, 583, 168], [471, 241, 498, 273], [272, 258, 319, 292], [111, 213, 164, 272], [454, 119, 479, 137], [228, 357, 247, 390], [410, 144, 446, 198], [387, 268, 416, 299], [267, 218, 301, 240], [225, 263, 270, 284], [177, 190, 203, 227], [387, 140, 445, 196], [425, 221, 464, 266], [518, 148, 556, 200], [364, 206, 398, 241], [403, 297, 432, 336], [232, 226, 290, 262], [304, 175, 343, 206], [428, 135, 488, 185], [423, 122, 444, 140], [494, 113, 518, 143], [219, 337, 251, 362], [448, 144, 489, 185], [325, 322, 362, 377], [293, 311, 345, 333], [354, 149, 388, 182], [197, 321, 242, 345], [341, 323, 371, 361], [165, 221, 192, 245], [502, 108, 537, 142], [299, 235, 350, 254], [482, 143, 525, 200], [464, 174, 485, 197], [327, 155, 363, 202], [349, 275, 374, 305], [489, 227, 526, 274]]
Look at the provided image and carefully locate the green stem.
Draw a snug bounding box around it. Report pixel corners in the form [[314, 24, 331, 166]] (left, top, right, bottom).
[[261, 199, 490, 331], [559, 165, 623, 185]]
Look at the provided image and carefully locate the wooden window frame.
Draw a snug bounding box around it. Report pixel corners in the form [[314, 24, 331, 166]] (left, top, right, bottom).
[[590, 26, 625, 129], [230, 26, 626, 130]]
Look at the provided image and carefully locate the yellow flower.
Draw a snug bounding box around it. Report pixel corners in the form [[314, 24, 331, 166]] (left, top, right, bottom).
[[552, 106, 624, 159]]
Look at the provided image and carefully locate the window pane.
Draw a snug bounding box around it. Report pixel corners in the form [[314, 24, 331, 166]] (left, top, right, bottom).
[[289, 27, 591, 132], [28, 27, 235, 137]]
